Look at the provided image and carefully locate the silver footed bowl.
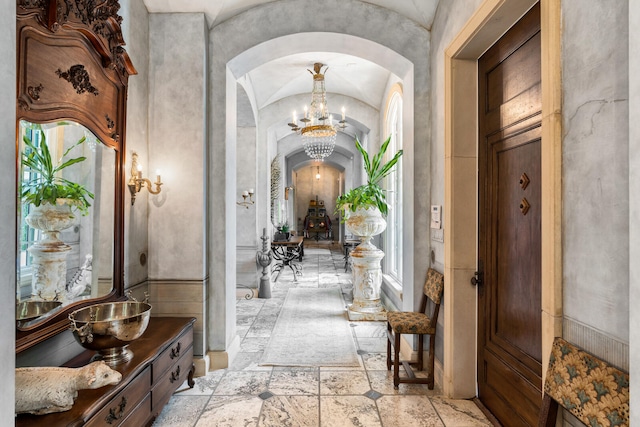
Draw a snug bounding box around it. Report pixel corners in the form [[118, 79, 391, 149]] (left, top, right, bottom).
[[69, 301, 152, 366], [16, 300, 62, 322]]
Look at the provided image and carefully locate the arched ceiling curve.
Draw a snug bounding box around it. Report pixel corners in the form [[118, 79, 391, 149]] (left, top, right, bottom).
[[144, 0, 424, 132], [142, 0, 440, 31], [246, 52, 391, 111], [231, 30, 410, 173], [149, 0, 428, 179], [228, 32, 413, 114]]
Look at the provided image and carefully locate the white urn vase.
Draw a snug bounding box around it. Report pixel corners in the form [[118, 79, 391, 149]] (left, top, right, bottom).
[[25, 200, 76, 302], [345, 206, 388, 321], [345, 206, 387, 245]]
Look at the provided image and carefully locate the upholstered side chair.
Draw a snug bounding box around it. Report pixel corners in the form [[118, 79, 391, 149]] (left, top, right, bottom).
[[386, 268, 444, 389], [538, 337, 629, 427]]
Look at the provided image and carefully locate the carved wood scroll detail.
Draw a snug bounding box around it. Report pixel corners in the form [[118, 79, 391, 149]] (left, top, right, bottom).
[[56, 64, 99, 95], [18, 0, 46, 8], [105, 114, 114, 129], [27, 84, 44, 101], [18, 0, 136, 80]]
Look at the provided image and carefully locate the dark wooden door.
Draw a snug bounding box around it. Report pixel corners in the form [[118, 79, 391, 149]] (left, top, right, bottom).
[[477, 4, 542, 426]]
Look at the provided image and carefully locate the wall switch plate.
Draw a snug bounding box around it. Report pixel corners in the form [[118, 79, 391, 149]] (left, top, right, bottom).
[[430, 205, 442, 229]]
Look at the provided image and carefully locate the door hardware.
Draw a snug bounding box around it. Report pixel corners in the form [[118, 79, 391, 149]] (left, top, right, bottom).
[[471, 271, 483, 286]]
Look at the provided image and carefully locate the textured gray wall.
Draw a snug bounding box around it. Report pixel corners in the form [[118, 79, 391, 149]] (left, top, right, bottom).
[[236, 123, 259, 288], [0, 0, 15, 421], [121, 0, 151, 288], [147, 13, 209, 358], [561, 1, 629, 362], [629, 1, 639, 423], [148, 13, 208, 281]]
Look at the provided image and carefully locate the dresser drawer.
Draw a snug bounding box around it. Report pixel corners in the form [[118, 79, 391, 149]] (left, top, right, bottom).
[[152, 345, 194, 409], [121, 392, 152, 427], [152, 327, 193, 383], [85, 366, 151, 427]]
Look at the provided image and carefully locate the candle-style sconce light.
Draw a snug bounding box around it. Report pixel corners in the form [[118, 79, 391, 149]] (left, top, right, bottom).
[[128, 152, 163, 205], [284, 186, 294, 201], [237, 188, 255, 208]]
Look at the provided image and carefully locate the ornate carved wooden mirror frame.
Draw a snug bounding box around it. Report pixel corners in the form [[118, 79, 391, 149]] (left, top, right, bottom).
[[16, 0, 136, 352]]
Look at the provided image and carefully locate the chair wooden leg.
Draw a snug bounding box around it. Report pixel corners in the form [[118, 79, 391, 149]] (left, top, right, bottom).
[[393, 333, 401, 389], [417, 334, 424, 371], [427, 334, 436, 389], [538, 394, 558, 427]]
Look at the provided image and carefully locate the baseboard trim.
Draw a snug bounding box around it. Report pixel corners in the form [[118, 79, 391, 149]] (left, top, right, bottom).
[[563, 318, 629, 371], [193, 355, 209, 377], [207, 334, 241, 370]]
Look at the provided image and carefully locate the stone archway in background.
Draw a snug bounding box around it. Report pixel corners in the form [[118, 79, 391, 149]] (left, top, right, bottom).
[[207, 1, 429, 370]]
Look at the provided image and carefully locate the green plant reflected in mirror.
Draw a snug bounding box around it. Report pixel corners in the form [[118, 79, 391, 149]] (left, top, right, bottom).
[[17, 120, 115, 327]]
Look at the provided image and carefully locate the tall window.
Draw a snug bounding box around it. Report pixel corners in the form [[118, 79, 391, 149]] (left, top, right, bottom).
[[19, 126, 44, 270], [18, 125, 46, 294], [384, 90, 402, 281]]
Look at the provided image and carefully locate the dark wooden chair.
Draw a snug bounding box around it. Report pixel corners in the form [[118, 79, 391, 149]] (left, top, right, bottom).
[[539, 337, 629, 427], [386, 268, 444, 389]]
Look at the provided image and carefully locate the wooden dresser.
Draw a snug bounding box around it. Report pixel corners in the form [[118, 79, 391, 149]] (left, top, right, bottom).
[[16, 317, 196, 427]]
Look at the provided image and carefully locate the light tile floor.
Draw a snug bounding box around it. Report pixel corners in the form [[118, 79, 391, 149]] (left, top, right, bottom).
[[153, 242, 492, 427]]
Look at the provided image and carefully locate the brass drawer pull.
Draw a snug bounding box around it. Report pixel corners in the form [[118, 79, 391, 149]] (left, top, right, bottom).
[[105, 396, 127, 424], [170, 365, 181, 383], [170, 342, 181, 359]]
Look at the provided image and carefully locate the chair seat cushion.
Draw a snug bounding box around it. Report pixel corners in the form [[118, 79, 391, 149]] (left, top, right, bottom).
[[387, 311, 434, 334]]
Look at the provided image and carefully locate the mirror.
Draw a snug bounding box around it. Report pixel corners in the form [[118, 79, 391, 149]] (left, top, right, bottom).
[[17, 120, 116, 327], [16, 0, 136, 352]]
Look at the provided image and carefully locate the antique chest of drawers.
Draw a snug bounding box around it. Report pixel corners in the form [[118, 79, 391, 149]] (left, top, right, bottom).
[[16, 317, 196, 427]]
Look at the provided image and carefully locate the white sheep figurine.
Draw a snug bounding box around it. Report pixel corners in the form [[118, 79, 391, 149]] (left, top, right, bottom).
[[15, 360, 122, 415]]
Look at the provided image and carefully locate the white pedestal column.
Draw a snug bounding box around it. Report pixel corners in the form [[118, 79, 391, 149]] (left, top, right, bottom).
[[345, 206, 388, 321], [25, 202, 76, 302], [348, 239, 387, 320], [28, 233, 72, 302]]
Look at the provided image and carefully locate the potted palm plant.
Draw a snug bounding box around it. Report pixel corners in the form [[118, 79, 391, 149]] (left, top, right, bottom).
[[335, 135, 402, 238]]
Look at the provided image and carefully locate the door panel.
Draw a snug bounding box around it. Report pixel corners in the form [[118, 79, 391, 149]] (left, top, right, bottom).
[[477, 4, 542, 426]]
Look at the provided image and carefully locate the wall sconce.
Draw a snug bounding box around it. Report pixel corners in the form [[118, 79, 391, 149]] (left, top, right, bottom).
[[315, 166, 321, 180], [237, 188, 255, 208], [128, 152, 163, 205], [284, 186, 294, 200]]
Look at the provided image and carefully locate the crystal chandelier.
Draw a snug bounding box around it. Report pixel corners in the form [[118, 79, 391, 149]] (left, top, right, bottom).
[[289, 63, 346, 161]]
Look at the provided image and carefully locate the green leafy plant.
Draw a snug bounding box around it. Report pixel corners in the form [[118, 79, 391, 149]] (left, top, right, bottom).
[[335, 135, 403, 218], [279, 222, 290, 233], [21, 126, 94, 216]]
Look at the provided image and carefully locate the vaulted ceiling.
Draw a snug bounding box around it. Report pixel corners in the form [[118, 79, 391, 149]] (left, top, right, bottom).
[[142, 0, 439, 29], [142, 0, 439, 119]]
